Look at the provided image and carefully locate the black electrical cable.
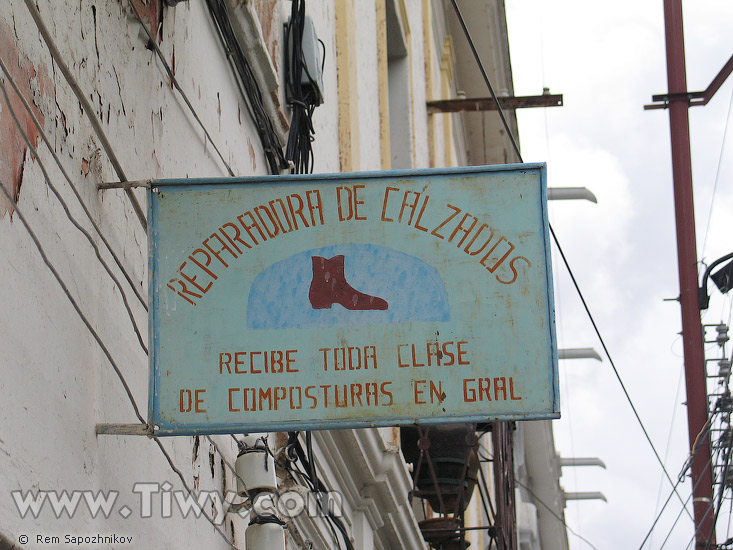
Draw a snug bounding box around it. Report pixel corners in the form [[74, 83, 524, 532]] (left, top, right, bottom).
[[516, 480, 599, 550], [660, 455, 716, 550], [449, 0, 701, 533], [638, 417, 715, 549], [284, 0, 322, 173], [204, 0, 288, 175], [127, 0, 235, 178], [707, 401, 733, 548], [285, 432, 354, 550]]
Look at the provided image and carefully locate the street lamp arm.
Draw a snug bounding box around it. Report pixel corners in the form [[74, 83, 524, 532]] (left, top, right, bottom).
[[699, 251, 733, 310]]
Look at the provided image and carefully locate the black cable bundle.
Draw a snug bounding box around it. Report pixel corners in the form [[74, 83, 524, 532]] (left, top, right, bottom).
[[286, 431, 355, 550], [284, 0, 323, 174], [204, 0, 288, 175]]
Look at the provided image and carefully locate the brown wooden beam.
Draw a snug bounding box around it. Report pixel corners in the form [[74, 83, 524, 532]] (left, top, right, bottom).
[[426, 94, 563, 114]]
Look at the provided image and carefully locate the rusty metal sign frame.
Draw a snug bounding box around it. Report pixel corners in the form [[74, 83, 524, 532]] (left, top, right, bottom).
[[148, 164, 558, 435]]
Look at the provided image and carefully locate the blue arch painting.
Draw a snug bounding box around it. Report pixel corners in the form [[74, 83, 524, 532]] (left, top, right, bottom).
[[246, 244, 450, 329]]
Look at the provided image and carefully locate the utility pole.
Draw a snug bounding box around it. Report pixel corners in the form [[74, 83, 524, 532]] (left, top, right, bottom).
[[647, 7, 733, 547], [661, 1, 716, 547]]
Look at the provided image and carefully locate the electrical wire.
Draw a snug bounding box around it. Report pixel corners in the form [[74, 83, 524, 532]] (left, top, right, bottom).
[[515, 480, 599, 550], [709, 433, 733, 547], [4, 185, 240, 542], [0, 54, 147, 310], [448, 0, 522, 164], [639, 471, 687, 550], [21, 0, 147, 230], [638, 416, 715, 549], [125, 0, 236, 178], [288, 458, 343, 550], [204, 0, 288, 175], [650, 364, 686, 548], [701, 85, 733, 260], [676, 456, 720, 550], [205, 434, 250, 499], [153, 436, 237, 549], [5, 153, 244, 545], [286, 432, 354, 550], [705, 352, 733, 546], [287, 458, 343, 550], [550, 224, 694, 520], [284, 0, 322, 173], [1, 79, 245, 544], [451, 0, 693, 521], [5, 6, 254, 546], [0, 180, 146, 425], [448, 0, 701, 536], [0, 75, 149, 356], [663, 474, 711, 550]]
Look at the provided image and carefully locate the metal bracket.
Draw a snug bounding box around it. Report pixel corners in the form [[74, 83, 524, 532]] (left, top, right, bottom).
[[645, 52, 733, 110], [96, 423, 153, 436], [98, 179, 153, 191], [426, 93, 563, 114]]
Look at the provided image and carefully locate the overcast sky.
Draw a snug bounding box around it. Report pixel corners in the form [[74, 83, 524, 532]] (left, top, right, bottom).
[[505, 1, 733, 548]]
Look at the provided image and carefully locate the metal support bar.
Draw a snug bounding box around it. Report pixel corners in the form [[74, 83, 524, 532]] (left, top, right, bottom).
[[644, 52, 733, 110], [560, 457, 607, 469], [427, 94, 563, 114], [96, 423, 152, 436], [563, 491, 607, 502], [98, 179, 153, 191], [547, 187, 597, 203], [420, 525, 497, 533], [558, 348, 602, 361]]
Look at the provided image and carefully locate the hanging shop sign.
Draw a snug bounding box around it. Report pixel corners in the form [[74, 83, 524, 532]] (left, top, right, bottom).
[[148, 164, 558, 435]]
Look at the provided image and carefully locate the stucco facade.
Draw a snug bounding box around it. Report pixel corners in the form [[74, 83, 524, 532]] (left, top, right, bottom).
[[0, 1, 565, 548]]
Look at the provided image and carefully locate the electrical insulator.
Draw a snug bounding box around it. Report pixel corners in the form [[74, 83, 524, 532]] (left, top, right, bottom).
[[246, 516, 286, 550], [235, 447, 277, 497], [717, 428, 733, 449], [720, 359, 732, 378], [717, 324, 730, 346], [718, 394, 733, 413]]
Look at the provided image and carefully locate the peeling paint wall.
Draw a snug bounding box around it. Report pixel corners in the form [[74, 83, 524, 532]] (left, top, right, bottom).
[[0, 19, 52, 216], [0, 0, 517, 549], [251, 0, 282, 71], [0, 1, 277, 548]]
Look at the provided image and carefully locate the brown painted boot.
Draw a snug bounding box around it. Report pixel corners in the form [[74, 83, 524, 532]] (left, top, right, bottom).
[[308, 255, 389, 311]]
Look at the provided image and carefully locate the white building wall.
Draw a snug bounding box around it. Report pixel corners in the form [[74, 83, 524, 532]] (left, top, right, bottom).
[[307, 0, 342, 175], [0, 0, 429, 548], [1, 1, 276, 548], [0, 0, 549, 549], [353, 0, 382, 170]]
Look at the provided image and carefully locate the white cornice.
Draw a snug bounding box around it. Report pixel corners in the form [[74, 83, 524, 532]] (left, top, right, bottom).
[[314, 429, 427, 550]]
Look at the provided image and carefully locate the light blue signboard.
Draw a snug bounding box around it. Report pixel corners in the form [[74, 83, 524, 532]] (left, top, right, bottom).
[[148, 164, 558, 435]]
